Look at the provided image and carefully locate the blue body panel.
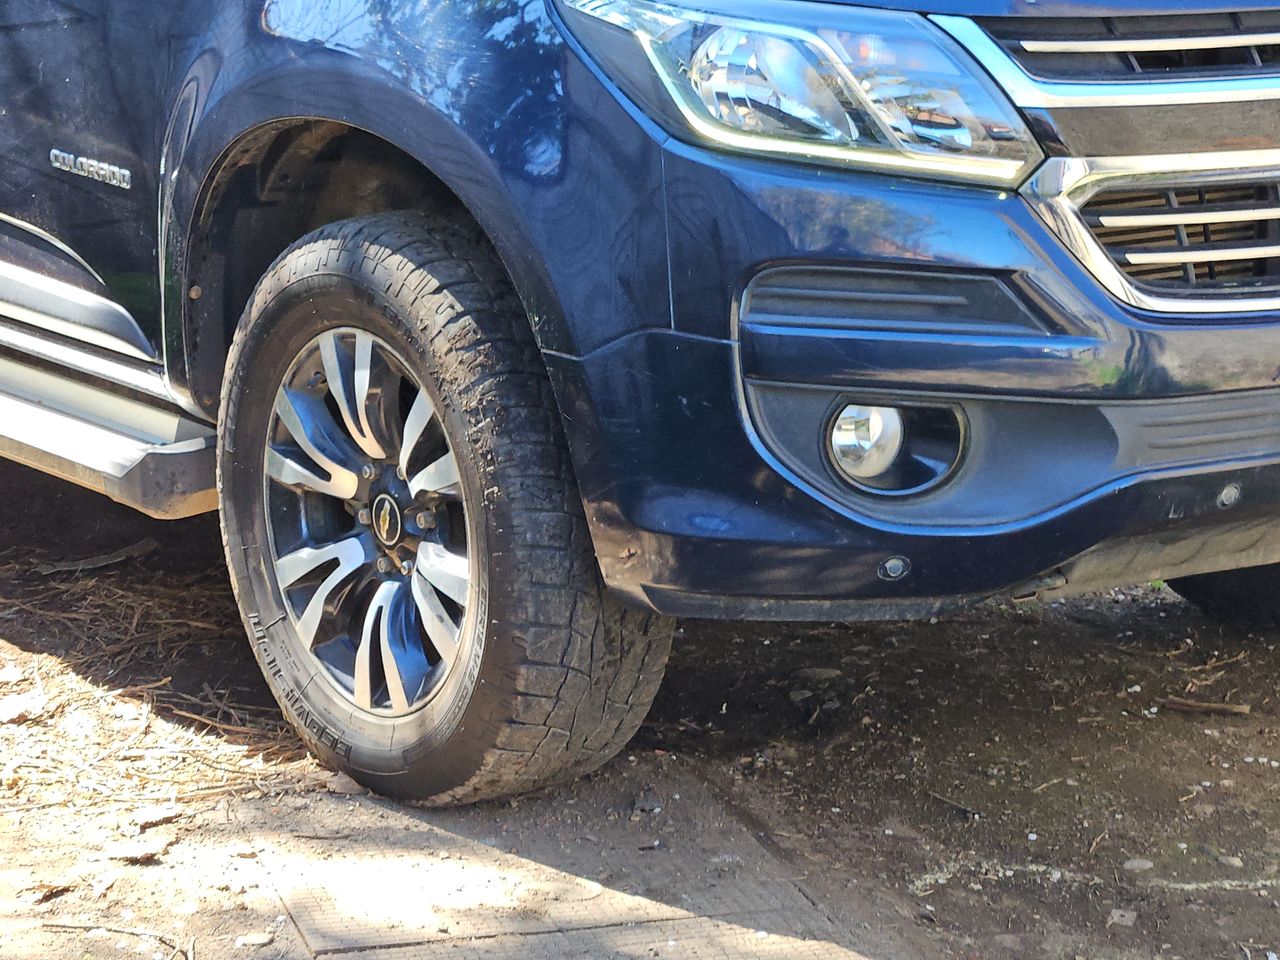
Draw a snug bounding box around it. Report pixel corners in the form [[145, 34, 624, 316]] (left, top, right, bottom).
[[6, 0, 1280, 616]]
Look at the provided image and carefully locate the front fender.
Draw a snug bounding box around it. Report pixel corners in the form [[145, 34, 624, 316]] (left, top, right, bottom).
[[161, 0, 671, 407]]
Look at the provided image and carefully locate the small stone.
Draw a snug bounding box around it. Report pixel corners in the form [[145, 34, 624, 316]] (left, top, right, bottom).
[[1107, 908, 1137, 928], [235, 932, 274, 948], [1123, 858, 1154, 872], [632, 788, 663, 816], [792, 667, 842, 682], [789, 689, 814, 703], [1219, 854, 1245, 869], [324, 772, 365, 795]]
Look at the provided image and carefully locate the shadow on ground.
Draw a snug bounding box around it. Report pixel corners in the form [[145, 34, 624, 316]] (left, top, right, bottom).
[[2, 459, 1279, 959]]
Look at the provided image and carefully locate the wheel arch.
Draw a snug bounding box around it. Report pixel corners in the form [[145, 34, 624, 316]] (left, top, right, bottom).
[[166, 102, 568, 418]]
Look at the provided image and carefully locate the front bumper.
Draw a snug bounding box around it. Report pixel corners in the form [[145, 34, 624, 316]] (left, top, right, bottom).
[[548, 327, 1280, 619], [542, 15, 1280, 619]]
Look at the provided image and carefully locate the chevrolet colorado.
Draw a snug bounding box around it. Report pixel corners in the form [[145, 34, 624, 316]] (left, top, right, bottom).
[[2, 0, 1278, 802]]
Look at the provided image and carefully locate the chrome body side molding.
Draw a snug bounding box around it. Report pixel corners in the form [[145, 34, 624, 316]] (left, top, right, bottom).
[[0, 258, 157, 361], [0, 316, 172, 401]]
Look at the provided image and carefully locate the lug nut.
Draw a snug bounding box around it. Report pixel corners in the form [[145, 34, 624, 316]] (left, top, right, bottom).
[[396, 465, 407, 481], [360, 464, 377, 481], [357, 508, 371, 525], [399, 560, 414, 576], [376, 557, 392, 574], [415, 511, 432, 529]]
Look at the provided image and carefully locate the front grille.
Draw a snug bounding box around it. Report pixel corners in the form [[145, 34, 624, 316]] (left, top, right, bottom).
[[1080, 182, 1280, 295], [978, 12, 1280, 81]]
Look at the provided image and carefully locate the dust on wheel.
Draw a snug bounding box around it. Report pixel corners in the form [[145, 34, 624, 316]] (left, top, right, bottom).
[[217, 211, 673, 805]]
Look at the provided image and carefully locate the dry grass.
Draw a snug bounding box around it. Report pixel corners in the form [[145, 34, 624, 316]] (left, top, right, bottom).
[[0, 546, 323, 814]]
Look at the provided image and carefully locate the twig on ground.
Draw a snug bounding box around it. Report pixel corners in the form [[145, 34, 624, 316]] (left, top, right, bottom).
[[1157, 696, 1251, 716], [926, 790, 982, 819], [34, 539, 159, 576], [41, 922, 188, 958]]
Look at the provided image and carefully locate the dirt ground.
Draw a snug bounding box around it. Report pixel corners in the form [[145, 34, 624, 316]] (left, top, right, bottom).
[[2, 457, 1280, 959]]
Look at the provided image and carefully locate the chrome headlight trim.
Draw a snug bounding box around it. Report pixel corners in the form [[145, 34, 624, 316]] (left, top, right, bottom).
[[557, 0, 1044, 186]]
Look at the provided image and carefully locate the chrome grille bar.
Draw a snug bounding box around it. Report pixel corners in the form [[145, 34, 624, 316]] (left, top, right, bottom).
[[1090, 205, 1280, 229], [1020, 33, 1280, 54], [1121, 241, 1280, 266], [934, 15, 1280, 108]]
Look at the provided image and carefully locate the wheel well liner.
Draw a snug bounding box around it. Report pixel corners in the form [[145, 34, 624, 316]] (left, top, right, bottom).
[[182, 120, 511, 416]]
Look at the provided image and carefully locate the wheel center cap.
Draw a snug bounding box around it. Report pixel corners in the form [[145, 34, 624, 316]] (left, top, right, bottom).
[[371, 493, 403, 547]]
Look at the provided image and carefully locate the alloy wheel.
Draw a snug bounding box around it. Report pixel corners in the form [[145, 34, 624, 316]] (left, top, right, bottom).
[[262, 327, 471, 717]]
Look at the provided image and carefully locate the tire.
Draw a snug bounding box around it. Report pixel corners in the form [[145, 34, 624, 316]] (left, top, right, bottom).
[[217, 211, 673, 804], [1170, 566, 1280, 628]]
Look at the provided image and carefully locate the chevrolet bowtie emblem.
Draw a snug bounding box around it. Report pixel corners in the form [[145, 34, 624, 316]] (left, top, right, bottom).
[[372, 494, 401, 546]]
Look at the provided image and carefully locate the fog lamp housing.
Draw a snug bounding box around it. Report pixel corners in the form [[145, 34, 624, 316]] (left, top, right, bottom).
[[827, 402, 964, 494]]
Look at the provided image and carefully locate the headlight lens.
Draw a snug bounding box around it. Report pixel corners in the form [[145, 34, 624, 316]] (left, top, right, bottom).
[[556, 0, 1042, 185]]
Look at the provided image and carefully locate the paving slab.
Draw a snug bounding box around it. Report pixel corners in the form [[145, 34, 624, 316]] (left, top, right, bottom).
[[327, 916, 869, 959], [252, 760, 866, 958]]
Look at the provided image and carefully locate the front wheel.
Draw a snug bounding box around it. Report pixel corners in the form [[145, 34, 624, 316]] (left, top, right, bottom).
[[217, 212, 672, 804]]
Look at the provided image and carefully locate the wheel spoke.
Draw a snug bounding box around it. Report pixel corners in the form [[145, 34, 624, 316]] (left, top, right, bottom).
[[409, 451, 460, 499], [381, 582, 430, 713], [412, 571, 460, 669], [415, 541, 470, 608], [271, 388, 361, 499], [275, 535, 373, 647], [354, 581, 397, 710], [266, 448, 350, 499], [320, 331, 387, 460], [399, 389, 436, 478]]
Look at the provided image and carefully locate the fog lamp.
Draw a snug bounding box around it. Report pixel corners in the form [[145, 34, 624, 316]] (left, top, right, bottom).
[[829, 404, 904, 482]]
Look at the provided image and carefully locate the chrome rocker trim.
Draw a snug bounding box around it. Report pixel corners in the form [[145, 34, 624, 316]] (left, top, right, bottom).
[[0, 352, 215, 518]]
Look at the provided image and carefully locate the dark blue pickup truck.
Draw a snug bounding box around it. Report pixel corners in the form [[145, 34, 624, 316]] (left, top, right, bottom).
[[2, 0, 1278, 802]]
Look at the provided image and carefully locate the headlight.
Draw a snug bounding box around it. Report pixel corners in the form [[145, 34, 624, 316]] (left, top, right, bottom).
[[555, 0, 1042, 185]]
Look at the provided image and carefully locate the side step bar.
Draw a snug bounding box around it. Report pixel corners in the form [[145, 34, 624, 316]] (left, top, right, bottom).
[[0, 354, 217, 519]]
